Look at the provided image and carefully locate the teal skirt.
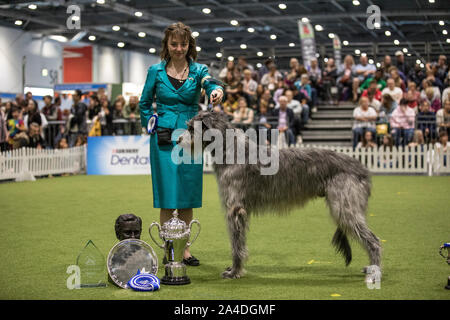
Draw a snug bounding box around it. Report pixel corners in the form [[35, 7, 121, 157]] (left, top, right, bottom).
[[149, 109, 203, 209]]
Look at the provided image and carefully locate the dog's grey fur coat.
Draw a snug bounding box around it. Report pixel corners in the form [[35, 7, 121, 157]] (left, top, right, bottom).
[[181, 111, 382, 280]]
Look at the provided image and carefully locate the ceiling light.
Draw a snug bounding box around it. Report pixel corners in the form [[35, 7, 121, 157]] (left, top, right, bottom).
[[439, 21, 444, 26], [420, 63, 424, 68], [256, 63, 262, 68], [149, 48, 156, 53], [394, 39, 400, 45], [315, 25, 323, 31], [88, 35, 96, 41], [355, 49, 361, 54], [402, 48, 408, 53], [192, 31, 199, 38], [247, 27, 255, 33], [216, 52, 222, 58], [42, 68, 48, 77], [257, 51, 263, 56], [289, 42, 295, 47], [117, 42, 125, 48], [416, 59, 422, 64], [216, 37, 223, 42], [278, 3, 287, 10], [369, 59, 374, 64], [361, 52, 367, 57], [324, 58, 328, 63], [240, 44, 247, 49], [270, 34, 277, 40], [28, 4, 37, 10], [96, 0, 105, 4], [447, 38, 450, 43], [443, 30, 448, 35], [230, 20, 239, 26], [328, 33, 334, 39], [343, 40, 349, 46], [228, 56, 234, 61], [49, 35, 68, 42], [112, 25, 120, 31], [428, 0, 435, 3], [202, 8, 211, 14], [376, 62, 381, 68], [71, 16, 80, 22], [301, 17, 309, 23], [374, 22, 380, 29], [134, 11, 143, 17], [196, 46, 201, 52], [385, 30, 391, 36], [353, 0, 360, 5], [138, 32, 146, 38], [15, 20, 23, 26]]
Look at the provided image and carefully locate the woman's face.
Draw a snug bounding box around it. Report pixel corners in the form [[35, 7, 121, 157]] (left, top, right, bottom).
[[238, 99, 247, 109], [364, 131, 373, 141], [168, 35, 189, 60]]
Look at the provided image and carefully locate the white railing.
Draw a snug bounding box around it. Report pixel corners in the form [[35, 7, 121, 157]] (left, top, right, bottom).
[[0, 146, 86, 181]]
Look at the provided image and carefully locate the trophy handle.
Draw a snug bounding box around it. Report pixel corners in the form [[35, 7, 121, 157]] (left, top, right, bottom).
[[149, 222, 165, 249], [187, 220, 201, 247]]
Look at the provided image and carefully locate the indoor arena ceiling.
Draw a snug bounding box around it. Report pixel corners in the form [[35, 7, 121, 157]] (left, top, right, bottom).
[[0, 0, 449, 68]]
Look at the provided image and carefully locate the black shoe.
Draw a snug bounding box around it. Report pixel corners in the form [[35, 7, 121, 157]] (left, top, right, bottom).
[[183, 256, 200, 266]]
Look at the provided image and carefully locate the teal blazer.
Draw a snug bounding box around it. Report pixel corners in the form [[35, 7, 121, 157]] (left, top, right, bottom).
[[139, 59, 221, 209]]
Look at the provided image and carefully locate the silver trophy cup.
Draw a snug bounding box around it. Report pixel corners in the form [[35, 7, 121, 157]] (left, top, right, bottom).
[[149, 210, 200, 285]]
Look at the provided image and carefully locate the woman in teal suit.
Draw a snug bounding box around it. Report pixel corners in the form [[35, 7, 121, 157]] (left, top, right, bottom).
[[139, 22, 223, 265]]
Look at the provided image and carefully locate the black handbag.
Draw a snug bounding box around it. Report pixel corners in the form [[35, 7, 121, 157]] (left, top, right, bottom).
[[157, 128, 173, 146]]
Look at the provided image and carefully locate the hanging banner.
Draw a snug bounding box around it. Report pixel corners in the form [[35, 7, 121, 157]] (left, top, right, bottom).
[[298, 20, 317, 68], [333, 34, 342, 67], [63, 46, 93, 83]]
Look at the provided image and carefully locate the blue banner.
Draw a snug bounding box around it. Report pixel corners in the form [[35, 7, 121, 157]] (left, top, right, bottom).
[[87, 136, 151, 175], [54, 83, 107, 91]]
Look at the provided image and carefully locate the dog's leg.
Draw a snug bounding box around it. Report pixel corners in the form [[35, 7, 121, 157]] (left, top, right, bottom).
[[222, 206, 248, 279]]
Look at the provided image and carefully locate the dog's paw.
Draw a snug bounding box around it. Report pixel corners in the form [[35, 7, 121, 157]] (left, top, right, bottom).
[[364, 265, 382, 284], [222, 267, 243, 279]]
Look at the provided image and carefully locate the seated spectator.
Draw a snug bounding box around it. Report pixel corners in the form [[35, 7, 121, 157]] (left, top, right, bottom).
[[222, 93, 238, 118], [408, 130, 425, 148], [273, 96, 295, 146], [123, 96, 141, 135], [352, 96, 377, 148], [242, 69, 258, 99], [321, 58, 338, 104], [27, 122, 46, 149], [7, 106, 28, 149], [273, 79, 287, 105], [442, 86, 450, 108], [283, 89, 303, 120], [260, 89, 276, 110], [417, 100, 437, 144], [408, 63, 426, 87], [381, 55, 393, 77], [224, 71, 239, 95], [356, 130, 377, 149], [395, 51, 410, 78], [337, 54, 356, 101], [307, 57, 322, 89], [231, 97, 254, 130], [389, 67, 406, 92], [390, 98, 416, 147], [294, 74, 312, 103], [261, 62, 282, 92], [360, 68, 386, 91], [285, 58, 300, 88], [353, 55, 376, 102], [424, 87, 441, 113], [257, 102, 274, 144], [403, 81, 421, 111], [420, 79, 441, 102], [378, 94, 397, 123], [362, 79, 382, 101], [436, 99, 450, 137], [382, 78, 403, 105], [219, 60, 235, 80], [435, 55, 448, 84]]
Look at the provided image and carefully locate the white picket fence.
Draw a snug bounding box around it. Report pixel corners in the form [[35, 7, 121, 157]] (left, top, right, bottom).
[[0, 146, 86, 181]]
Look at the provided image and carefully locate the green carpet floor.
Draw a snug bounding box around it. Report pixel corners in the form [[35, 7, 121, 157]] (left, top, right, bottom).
[[0, 174, 448, 300]]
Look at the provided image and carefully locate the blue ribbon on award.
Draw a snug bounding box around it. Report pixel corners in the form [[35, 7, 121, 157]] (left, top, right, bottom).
[[127, 269, 161, 292], [147, 114, 158, 134]]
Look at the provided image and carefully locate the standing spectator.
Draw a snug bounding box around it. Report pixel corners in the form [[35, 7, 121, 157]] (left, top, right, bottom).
[[273, 96, 295, 146], [435, 130, 449, 152], [436, 99, 450, 137], [395, 51, 410, 77], [417, 100, 436, 144], [390, 98, 416, 147], [27, 122, 46, 149], [408, 130, 425, 148], [41, 95, 61, 121], [24, 91, 38, 110], [68, 89, 88, 147], [99, 95, 113, 135], [435, 55, 448, 84], [7, 106, 28, 149], [353, 55, 376, 102], [88, 95, 102, 120], [352, 96, 377, 148], [403, 81, 421, 111], [112, 99, 125, 135], [0, 107, 8, 151], [123, 96, 141, 135], [382, 78, 403, 105], [378, 94, 397, 123], [24, 100, 47, 129]]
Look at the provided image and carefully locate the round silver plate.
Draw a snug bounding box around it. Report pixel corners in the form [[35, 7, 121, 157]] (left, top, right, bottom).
[[107, 239, 158, 289]]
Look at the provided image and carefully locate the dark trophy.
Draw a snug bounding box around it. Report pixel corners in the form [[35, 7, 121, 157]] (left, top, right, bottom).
[[107, 214, 158, 289], [149, 210, 201, 285], [76, 240, 107, 288], [439, 243, 450, 290]]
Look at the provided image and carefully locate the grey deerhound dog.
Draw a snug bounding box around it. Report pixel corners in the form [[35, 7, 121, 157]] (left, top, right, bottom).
[[177, 111, 382, 283]]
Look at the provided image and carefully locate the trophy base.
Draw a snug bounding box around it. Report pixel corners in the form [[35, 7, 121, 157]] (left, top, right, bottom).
[[161, 275, 191, 285]]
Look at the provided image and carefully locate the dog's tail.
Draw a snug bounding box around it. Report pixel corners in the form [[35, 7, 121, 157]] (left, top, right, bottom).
[[332, 228, 352, 266]]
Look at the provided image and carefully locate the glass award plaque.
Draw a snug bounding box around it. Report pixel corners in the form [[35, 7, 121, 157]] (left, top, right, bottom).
[[107, 239, 158, 289], [76, 240, 107, 288]]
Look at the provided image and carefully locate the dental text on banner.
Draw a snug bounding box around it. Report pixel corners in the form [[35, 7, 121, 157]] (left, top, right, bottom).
[[298, 20, 317, 68]]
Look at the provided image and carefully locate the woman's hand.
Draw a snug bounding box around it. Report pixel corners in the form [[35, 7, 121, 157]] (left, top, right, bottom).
[[210, 89, 223, 105]]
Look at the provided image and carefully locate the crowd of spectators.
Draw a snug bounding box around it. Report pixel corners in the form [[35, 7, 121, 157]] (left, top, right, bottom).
[[1, 52, 449, 152]]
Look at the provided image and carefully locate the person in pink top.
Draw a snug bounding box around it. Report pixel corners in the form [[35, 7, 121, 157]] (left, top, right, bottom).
[[390, 98, 416, 147]]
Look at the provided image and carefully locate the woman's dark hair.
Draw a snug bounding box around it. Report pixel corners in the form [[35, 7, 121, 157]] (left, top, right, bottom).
[[382, 94, 394, 111], [160, 22, 197, 62], [90, 94, 100, 106]]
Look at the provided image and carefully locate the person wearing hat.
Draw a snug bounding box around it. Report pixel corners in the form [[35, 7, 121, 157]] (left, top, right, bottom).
[[139, 22, 224, 266], [395, 51, 410, 78]]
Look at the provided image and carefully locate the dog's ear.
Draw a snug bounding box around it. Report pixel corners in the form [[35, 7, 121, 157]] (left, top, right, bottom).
[[202, 113, 214, 129]]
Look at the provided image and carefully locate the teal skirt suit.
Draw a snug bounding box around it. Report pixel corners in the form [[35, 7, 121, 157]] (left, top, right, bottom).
[[139, 59, 221, 209]]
